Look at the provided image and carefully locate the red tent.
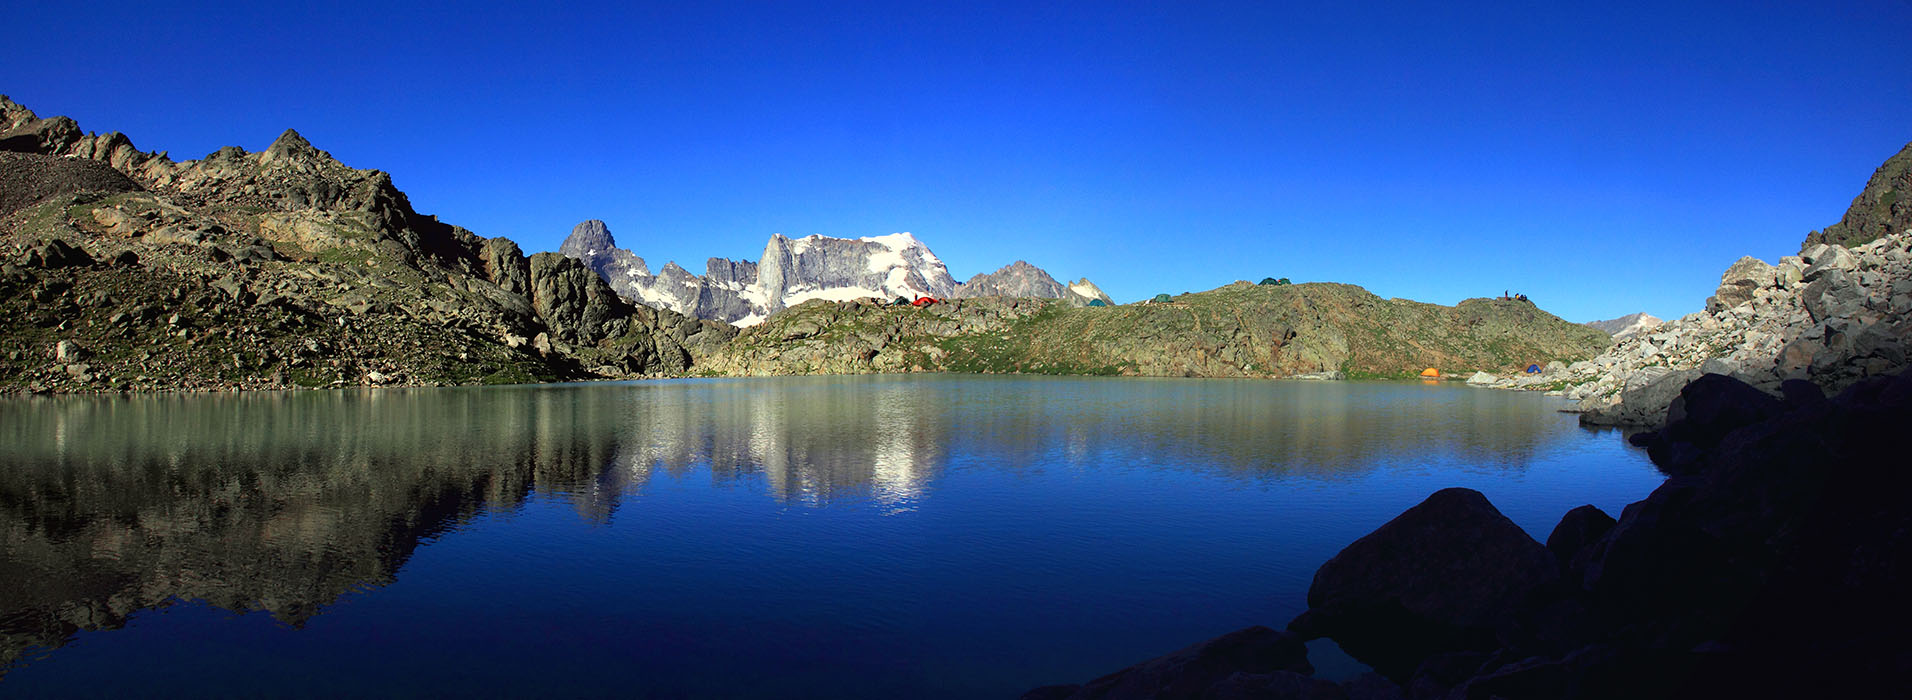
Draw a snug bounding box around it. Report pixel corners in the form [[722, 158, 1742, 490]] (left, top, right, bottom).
[[912, 296, 939, 307]]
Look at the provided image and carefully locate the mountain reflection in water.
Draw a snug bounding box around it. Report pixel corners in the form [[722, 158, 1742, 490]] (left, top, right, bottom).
[[0, 375, 1601, 685]]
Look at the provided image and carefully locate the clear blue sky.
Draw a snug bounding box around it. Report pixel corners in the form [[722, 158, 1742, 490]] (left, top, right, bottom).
[[8, 1, 1910, 321]]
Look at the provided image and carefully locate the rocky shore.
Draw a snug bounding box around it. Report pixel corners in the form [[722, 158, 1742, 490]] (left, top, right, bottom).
[[1025, 365, 1912, 699], [1460, 232, 1911, 425], [702, 281, 1609, 379], [1460, 141, 1912, 427]]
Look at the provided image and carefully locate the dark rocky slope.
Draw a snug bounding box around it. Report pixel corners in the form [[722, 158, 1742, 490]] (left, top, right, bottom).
[[1027, 367, 1912, 698], [1805, 140, 1911, 250], [701, 281, 1610, 378], [0, 96, 734, 393]]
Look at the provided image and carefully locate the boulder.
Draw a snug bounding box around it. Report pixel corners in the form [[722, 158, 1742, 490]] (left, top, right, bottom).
[[1641, 374, 1785, 474], [1800, 269, 1866, 324], [1801, 245, 1858, 281], [1579, 367, 1701, 426], [1289, 488, 1557, 682], [1777, 378, 1826, 408], [1662, 374, 1783, 449], [1031, 626, 1313, 700], [1465, 371, 1497, 386], [1774, 257, 1806, 288], [1713, 256, 1777, 308], [1545, 505, 1616, 566], [27, 238, 93, 269], [1697, 357, 1737, 376], [53, 339, 88, 363]]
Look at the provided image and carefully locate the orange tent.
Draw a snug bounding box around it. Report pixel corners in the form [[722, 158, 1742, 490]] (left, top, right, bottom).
[[1419, 368, 1441, 378]]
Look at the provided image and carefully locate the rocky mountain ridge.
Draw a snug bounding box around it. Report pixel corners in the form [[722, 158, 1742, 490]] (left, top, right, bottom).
[[560, 219, 1112, 326], [698, 280, 1611, 379], [1, 96, 735, 394]]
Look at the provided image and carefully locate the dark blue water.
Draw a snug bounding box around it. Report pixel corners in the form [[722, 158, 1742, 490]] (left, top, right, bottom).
[[0, 375, 1660, 697]]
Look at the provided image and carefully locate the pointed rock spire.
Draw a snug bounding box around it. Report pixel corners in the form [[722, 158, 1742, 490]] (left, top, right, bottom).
[[263, 128, 329, 163]]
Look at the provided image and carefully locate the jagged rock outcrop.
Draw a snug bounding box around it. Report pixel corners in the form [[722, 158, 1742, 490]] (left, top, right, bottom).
[[0, 96, 734, 394], [1804, 140, 1911, 249], [1584, 313, 1663, 342]]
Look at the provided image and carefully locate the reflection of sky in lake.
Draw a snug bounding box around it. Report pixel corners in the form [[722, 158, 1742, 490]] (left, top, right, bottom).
[[0, 376, 1660, 698]]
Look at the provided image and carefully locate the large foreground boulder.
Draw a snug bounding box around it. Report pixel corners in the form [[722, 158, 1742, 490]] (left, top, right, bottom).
[[1286, 488, 1558, 682], [1631, 373, 1787, 474]]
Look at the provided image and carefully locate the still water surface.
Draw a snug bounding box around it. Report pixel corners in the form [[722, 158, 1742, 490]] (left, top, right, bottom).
[[0, 375, 1660, 697]]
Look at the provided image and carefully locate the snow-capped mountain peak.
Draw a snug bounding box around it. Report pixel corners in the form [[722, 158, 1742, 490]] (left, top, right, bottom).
[[561, 221, 1107, 326]]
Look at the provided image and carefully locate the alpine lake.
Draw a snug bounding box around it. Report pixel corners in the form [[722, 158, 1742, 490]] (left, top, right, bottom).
[[0, 375, 1662, 698]]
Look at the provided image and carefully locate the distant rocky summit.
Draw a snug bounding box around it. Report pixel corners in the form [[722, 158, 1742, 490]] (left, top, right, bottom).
[[0, 96, 734, 394], [559, 220, 1111, 326], [950, 260, 1113, 306], [699, 280, 1610, 378], [1584, 312, 1662, 342]]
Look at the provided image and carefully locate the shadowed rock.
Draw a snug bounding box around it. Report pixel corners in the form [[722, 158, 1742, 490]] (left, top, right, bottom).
[[0, 151, 141, 217], [1287, 488, 1558, 682], [1545, 505, 1616, 566], [1022, 626, 1313, 700], [1644, 374, 1785, 474]]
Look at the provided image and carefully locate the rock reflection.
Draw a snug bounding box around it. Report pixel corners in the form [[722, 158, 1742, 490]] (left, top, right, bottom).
[[0, 375, 1577, 673], [0, 385, 636, 671]]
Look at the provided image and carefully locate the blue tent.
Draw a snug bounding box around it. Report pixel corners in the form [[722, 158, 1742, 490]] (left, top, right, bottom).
[[1088, 299, 1107, 307], [1525, 364, 1542, 374]]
